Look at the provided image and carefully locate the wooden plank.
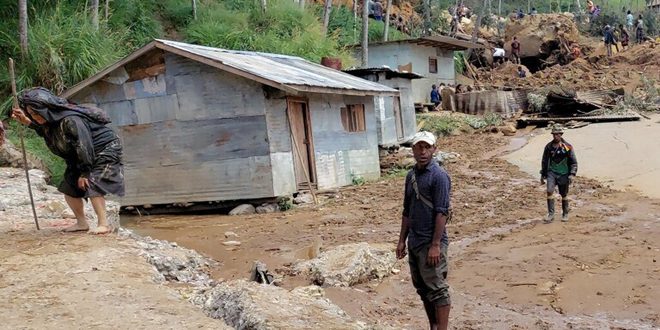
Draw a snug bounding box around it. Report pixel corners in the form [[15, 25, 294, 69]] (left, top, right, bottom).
[[62, 41, 158, 98], [121, 156, 275, 205], [100, 100, 137, 126], [119, 116, 270, 169], [169, 58, 267, 121], [133, 94, 179, 124]]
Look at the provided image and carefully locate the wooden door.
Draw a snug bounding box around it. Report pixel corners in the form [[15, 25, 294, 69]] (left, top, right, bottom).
[[393, 95, 404, 141], [287, 98, 316, 189]]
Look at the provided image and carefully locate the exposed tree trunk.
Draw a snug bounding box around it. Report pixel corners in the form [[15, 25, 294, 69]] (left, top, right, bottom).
[[467, 0, 486, 59], [299, 0, 305, 9], [105, 0, 110, 21], [361, 0, 369, 67], [383, 0, 392, 41], [527, 0, 531, 13], [498, 0, 502, 16], [90, 0, 99, 30], [18, 0, 28, 58], [422, 0, 430, 36], [322, 0, 332, 36], [353, 0, 358, 43], [192, 0, 197, 19], [576, 0, 582, 13], [260, 0, 267, 12]]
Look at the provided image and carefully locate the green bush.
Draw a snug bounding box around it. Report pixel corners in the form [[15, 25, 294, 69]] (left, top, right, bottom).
[[185, 0, 354, 65], [4, 122, 66, 186], [108, 0, 164, 46], [0, 4, 131, 117], [418, 114, 463, 136]]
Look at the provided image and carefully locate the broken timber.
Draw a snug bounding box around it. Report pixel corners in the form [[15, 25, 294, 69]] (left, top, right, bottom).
[[517, 114, 641, 126]]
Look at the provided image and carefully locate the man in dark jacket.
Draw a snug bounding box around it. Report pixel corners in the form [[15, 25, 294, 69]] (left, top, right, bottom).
[[540, 126, 578, 222]]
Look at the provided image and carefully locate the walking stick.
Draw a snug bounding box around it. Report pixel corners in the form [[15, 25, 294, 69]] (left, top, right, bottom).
[[9, 58, 40, 230]]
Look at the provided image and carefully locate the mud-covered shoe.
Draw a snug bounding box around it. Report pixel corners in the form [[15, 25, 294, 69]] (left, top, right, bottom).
[[544, 213, 554, 223], [561, 213, 569, 222]]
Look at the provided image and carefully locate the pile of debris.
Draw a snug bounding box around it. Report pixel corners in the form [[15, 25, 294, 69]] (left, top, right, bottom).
[[504, 13, 583, 69]]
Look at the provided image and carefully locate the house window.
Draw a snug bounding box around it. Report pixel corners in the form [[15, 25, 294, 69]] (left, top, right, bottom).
[[428, 57, 438, 74], [340, 104, 366, 132]]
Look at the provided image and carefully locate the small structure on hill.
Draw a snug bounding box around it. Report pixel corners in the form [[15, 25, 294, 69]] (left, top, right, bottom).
[[344, 67, 422, 146], [351, 36, 480, 107], [61, 39, 397, 208]]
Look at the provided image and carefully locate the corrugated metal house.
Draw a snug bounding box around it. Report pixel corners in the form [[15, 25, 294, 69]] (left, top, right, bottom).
[[352, 36, 478, 105], [61, 39, 397, 207], [344, 67, 422, 146]]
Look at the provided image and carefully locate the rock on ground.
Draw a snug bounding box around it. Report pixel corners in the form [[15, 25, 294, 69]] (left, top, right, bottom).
[[120, 229, 215, 286], [0, 167, 120, 232], [255, 203, 279, 214], [294, 243, 396, 287], [229, 204, 256, 215], [192, 280, 368, 329], [0, 140, 49, 173]]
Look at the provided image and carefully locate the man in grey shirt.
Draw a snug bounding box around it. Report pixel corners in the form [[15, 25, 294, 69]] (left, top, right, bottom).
[[397, 131, 452, 330]]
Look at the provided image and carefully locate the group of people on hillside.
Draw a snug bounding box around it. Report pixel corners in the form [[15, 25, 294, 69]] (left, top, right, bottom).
[[602, 11, 646, 56]]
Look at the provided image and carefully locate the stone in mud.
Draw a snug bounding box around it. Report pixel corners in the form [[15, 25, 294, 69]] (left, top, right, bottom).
[[0, 141, 49, 173], [191, 279, 368, 329], [124, 230, 214, 286], [229, 204, 255, 215], [256, 203, 279, 214], [499, 125, 517, 136], [222, 241, 241, 246], [293, 193, 314, 205], [294, 243, 396, 287]]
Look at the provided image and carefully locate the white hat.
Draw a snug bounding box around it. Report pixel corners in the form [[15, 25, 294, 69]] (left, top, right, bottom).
[[411, 131, 436, 146]]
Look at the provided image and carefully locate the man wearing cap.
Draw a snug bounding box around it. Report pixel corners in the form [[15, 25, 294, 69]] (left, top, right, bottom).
[[397, 131, 452, 330], [541, 126, 578, 222]]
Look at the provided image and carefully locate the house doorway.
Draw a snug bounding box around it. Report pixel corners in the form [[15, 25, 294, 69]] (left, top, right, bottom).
[[287, 98, 317, 189], [393, 95, 404, 141]]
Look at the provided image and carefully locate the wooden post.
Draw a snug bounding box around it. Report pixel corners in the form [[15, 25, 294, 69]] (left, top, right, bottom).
[[18, 0, 28, 57], [8, 58, 40, 231], [105, 0, 110, 20], [422, 0, 430, 36], [90, 0, 100, 29], [383, 0, 392, 41], [361, 0, 369, 67], [322, 0, 333, 36]]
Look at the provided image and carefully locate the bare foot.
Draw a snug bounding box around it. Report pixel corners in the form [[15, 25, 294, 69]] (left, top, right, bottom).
[[63, 223, 89, 232], [88, 226, 112, 235]]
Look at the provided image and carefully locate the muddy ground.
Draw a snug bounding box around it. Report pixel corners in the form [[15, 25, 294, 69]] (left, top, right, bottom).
[[119, 128, 660, 329], [1, 124, 658, 328]]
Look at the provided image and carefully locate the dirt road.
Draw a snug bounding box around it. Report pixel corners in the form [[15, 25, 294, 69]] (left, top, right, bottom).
[[124, 131, 660, 329]]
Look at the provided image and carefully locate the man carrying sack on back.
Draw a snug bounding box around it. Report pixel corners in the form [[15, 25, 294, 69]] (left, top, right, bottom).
[[396, 131, 452, 330]]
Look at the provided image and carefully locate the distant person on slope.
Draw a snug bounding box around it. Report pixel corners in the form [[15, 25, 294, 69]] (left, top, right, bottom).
[[619, 24, 630, 50], [11, 87, 124, 234], [373, 0, 383, 21], [635, 14, 645, 43], [540, 126, 578, 223], [430, 85, 441, 110], [510, 36, 521, 64], [626, 10, 634, 29], [603, 25, 617, 56]]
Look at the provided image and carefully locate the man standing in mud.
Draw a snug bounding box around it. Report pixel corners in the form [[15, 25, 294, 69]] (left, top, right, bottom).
[[397, 131, 452, 330], [540, 126, 578, 223]]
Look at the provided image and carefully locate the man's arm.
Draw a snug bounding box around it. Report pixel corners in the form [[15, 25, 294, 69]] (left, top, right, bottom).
[[568, 147, 578, 176], [397, 173, 411, 259], [428, 171, 451, 266], [540, 144, 549, 178]]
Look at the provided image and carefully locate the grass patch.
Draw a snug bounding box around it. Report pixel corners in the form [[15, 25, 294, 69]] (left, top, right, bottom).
[[417, 114, 464, 136], [5, 122, 65, 186]]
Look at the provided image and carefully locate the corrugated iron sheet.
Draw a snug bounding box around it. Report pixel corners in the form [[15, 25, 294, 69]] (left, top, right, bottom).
[[454, 90, 526, 118], [158, 39, 398, 95]]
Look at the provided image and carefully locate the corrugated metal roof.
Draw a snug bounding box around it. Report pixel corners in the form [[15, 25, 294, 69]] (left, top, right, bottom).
[[62, 39, 398, 99], [343, 66, 424, 79], [353, 35, 483, 50]]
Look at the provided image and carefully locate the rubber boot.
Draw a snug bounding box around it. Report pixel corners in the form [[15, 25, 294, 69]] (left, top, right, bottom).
[[561, 199, 569, 222], [545, 197, 555, 223]]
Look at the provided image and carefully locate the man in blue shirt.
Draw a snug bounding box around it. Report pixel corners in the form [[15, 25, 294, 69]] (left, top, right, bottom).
[[397, 131, 452, 330], [430, 85, 441, 109]]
